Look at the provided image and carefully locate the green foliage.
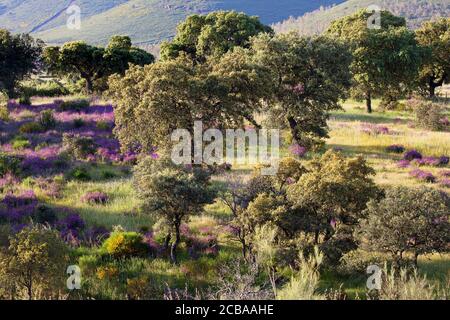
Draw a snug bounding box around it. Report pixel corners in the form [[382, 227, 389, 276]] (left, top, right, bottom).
[[101, 231, 148, 259], [0, 91, 9, 121], [43, 35, 154, 93], [108, 51, 269, 153], [0, 153, 21, 176], [250, 32, 352, 147], [415, 18, 450, 97], [288, 150, 380, 238], [326, 9, 424, 112], [161, 11, 273, 61], [338, 249, 389, 276], [18, 95, 31, 105], [410, 98, 446, 131], [133, 157, 215, 262], [20, 80, 70, 97], [0, 225, 70, 300], [68, 166, 92, 181], [19, 121, 44, 134], [59, 99, 90, 112], [96, 120, 110, 131], [38, 109, 57, 130], [356, 187, 450, 264], [11, 136, 31, 150], [0, 29, 43, 98], [62, 133, 97, 160]]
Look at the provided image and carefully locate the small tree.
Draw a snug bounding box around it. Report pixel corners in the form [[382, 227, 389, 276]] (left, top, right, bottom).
[[0, 29, 43, 98], [326, 10, 423, 113], [416, 18, 450, 98], [133, 157, 215, 263], [356, 187, 450, 266], [43, 36, 154, 93], [0, 225, 70, 300], [288, 150, 381, 244], [250, 33, 352, 148]]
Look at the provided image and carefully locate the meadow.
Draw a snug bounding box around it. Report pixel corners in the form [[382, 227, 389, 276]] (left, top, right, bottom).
[[1, 93, 448, 299]]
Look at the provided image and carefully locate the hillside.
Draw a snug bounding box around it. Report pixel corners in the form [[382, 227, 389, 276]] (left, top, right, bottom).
[[273, 0, 450, 36], [0, 0, 344, 45]]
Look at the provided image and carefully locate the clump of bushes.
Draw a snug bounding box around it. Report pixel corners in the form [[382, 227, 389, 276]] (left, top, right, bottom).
[[19, 121, 44, 134], [59, 99, 90, 112], [81, 191, 109, 205], [11, 136, 31, 150], [62, 133, 97, 159], [38, 109, 57, 130], [101, 231, 149, 258], [0, 153, 21, 176], [409, 98, 447, 131], [21, 80, 69, 97]]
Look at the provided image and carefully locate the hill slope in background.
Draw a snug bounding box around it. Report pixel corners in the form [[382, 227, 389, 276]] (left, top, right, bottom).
[[0, 0, 344, 45], [273, 0, 450, 36]]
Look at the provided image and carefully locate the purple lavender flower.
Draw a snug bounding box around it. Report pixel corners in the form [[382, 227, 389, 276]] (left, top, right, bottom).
[[289, 144, 307, 157], [409, 169, 436, 183], [440, 179, 450, 188], [404, 150, 423, 161], [397, 160, 410, 168], [81, 191, 109, 205]]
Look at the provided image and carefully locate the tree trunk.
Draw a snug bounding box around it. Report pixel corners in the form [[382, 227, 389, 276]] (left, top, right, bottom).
[[366, 92, 372, 114], [164, 233, 171, 251], [287, 116, 299, 143], [85, 77, 94, 94], [170, 224, 181, 264]]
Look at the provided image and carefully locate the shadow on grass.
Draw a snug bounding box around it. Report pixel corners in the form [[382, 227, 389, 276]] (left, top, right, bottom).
[[330, 112, 409, 125], [327, 144, 400, 160]]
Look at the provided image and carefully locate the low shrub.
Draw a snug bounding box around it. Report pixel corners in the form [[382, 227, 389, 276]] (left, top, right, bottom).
[[19, 122, 44, 134], [0, 153, 21, 176], [62, 133, 97, 159], [101, 231, 149, 258], [96, 120, 110, 131], [59, 99, 90, 112], [410, 98, 446, 131], [0, 91, 9, 121], [21, 80, 69, 97], [18, 95, 31, 106], [33, 204, 58, 224], [73, 118, 85, 128], [38, 109, 57, 130], [11, 136, 31, 150]]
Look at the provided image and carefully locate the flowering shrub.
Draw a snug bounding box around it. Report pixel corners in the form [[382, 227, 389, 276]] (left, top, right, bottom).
[[409, 169, 436, 183], [84, 226, 110, 245], [403, 150, 422, 161], [440, 179, 450, 188], [361, 123, 390, 135], [101, 231, 149, 258], [386, 145, 405, 154], [81, 191, 109, 205], [397, 160, 410, 168], [0, 190, 38, 223]]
